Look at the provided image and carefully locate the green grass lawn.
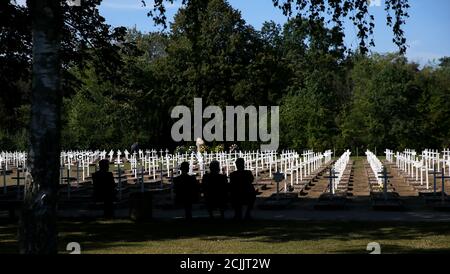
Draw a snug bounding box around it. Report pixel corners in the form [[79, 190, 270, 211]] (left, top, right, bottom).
[[1, 219, 450, 254]]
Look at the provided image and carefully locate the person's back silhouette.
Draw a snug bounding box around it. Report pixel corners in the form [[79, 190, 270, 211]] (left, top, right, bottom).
[[92, 159, 116, 218], [202, 160, 228, 219], [173, 162, 200, 220], [229, 158, 256, 220]]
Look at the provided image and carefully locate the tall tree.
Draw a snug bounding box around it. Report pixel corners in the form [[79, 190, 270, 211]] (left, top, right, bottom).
[[339, 54, 423, 151], [1, 0, 128, 150], [278, 17, 349, 151], [148, 0, 410, 54], [19, 0, 62, 254], [9, 0, 128, 254]]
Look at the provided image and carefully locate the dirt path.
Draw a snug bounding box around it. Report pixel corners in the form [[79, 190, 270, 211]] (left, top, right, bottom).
[[349, 158, 370, 197], [384, 162, 418, 197], [393, 163, 450, 194], [303, 171, 330, 198]]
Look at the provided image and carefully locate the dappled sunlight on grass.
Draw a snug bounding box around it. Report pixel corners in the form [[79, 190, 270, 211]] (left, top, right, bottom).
[[1, 219, 450, 254]]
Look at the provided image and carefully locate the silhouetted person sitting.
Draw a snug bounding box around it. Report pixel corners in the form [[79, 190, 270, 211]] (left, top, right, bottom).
[[173, 162, 200, 220], [202, 160, 228, 219], [229, 158, 256, 220], [92, 159, 117, 218]]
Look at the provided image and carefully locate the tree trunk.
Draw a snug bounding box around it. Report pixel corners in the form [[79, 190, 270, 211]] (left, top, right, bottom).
[[19, 0, 62, 254]]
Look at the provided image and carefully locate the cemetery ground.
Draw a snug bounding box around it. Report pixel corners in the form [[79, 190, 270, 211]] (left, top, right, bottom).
[[1, 218, 450, 254]]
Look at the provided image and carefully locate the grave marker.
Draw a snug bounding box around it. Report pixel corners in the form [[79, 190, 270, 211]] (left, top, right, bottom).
[[429, 167, 442, 196], [439, 168, 449, 204], [273, 171, 284, 200], [1, 163, 6, 195], [115, 163, 123, 201], [108, 150, 114, 163], [325, 167, 339, 195], [378, 166, 393, 201]]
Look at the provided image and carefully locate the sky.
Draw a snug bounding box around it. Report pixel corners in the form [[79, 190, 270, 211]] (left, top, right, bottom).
[[13, 0, 450, 66]]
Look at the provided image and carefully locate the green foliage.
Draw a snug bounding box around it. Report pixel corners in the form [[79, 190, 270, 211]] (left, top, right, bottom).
[[2, 0, 449, 152], [147, 0, 410, 54], [340, 54, 426, 151]]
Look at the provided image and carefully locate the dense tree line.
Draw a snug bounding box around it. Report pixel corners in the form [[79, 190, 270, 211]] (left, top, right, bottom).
[[1, 0, 447, 153]]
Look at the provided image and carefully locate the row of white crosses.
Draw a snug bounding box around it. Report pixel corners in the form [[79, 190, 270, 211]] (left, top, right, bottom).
[[398, 149, 417, 178], [63, 150, 331, 186], [324, 150, 333, 163], [419, 149, 449, 197], [0, 151, 27, 171], [385, 149, 395, 163], [279, 150, 300, 186], [393, 149, 425, 188], [2, 149, 332, 196], [144, 149, 328, 187], [188, 150, 278, 179], [151, 150, 280, 181], [392, 149, 450, 190], [109, 149, 166, 181], [282, 150, 330, 188], [1, 151, 27, 197], [208, 150, 276, 178], [60, 150, 107, 187], [206, 150, 278, 178], [5, 149, 331, 178], [443, 148, 450, 177], [422, 149, 440, 172], [99, 149, 282, 181], [330, 150, 351, 194], [233, 150, 321, 185], [366, 150, 383, 186]]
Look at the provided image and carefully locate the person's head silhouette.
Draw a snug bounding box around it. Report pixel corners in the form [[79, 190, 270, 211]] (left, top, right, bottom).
[[99, 159, 110, 172], [209, 160, 220, 174], [235, 158, 245, 171], [180, 162, 189, 175]]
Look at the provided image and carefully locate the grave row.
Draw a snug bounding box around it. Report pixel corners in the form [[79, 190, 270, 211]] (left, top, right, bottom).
[[366, 150, 383, 187], [267, 150, 333, 196], [329, 150, 351, 194], [1, 149, 334, 202], [365, 150, 403, 209], [386, 148, 450, 205], [385, 148, 450, 191], [0, 151, 26, 171]]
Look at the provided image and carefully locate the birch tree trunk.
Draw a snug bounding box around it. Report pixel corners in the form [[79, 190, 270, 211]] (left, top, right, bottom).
[[19, 0, 62, 254]]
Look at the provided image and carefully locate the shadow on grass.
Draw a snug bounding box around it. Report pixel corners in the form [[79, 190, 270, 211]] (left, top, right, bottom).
[[2, 218, 450, 254]]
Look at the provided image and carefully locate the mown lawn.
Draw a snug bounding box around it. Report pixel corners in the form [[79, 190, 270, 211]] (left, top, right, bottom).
[[1, 219, 450, 254]]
